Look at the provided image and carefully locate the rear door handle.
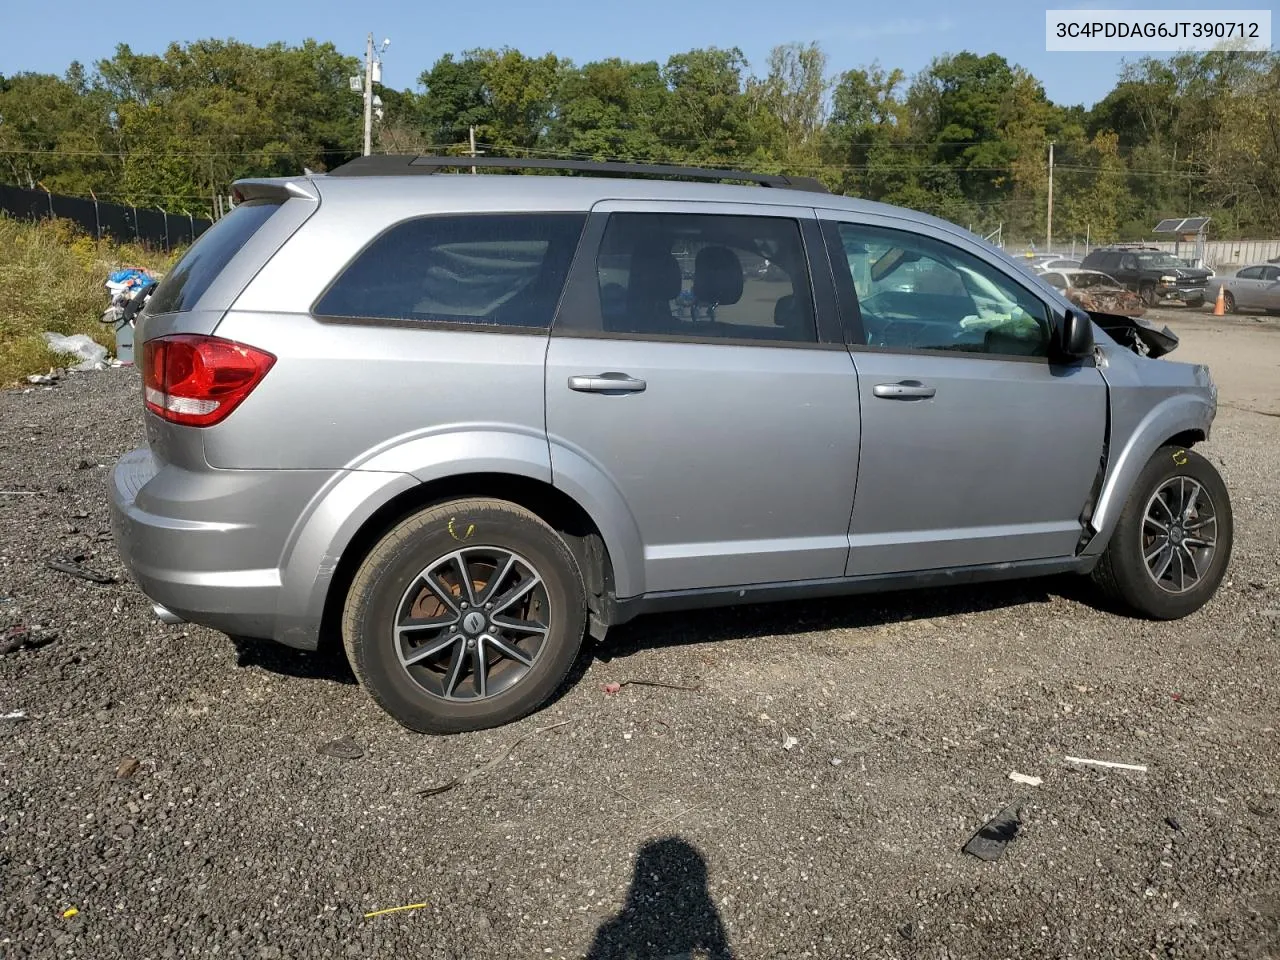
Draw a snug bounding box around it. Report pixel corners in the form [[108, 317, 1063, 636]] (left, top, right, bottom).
[[872, 380, 936, 400], [568, 373, 647, 394]]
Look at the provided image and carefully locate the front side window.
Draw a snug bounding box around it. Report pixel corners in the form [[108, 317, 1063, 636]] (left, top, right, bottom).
[[1238, 266, 1262, 280], [315, 213, 587, 328], [594, 213, 817, 343], [833, 222, 1050, 357]]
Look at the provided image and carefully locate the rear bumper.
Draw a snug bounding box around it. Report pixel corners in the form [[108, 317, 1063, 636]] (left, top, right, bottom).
[[109, 448, 335, 647]]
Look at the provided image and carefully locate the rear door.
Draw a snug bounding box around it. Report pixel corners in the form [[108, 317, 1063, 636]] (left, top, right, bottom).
[[1233, 266, 1263, 310], [1261, 266, 1280, 310], [820, 211, 1107, 575], [545, 201, 860, 594]]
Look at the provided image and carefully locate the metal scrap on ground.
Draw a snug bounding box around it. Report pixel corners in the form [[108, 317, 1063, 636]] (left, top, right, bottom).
[[1064, 756, 1148, 773], [963, 802, 1023, 862], [414, 719, 573, 797]]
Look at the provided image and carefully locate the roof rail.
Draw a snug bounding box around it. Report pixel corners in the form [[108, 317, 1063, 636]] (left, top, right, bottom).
[[323, 154, 830, 194]]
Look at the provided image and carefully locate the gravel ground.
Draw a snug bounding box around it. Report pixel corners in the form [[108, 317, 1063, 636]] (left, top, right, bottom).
[[2, 316, 1279, 959]]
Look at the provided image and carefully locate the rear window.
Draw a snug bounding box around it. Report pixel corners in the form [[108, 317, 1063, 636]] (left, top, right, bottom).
[[314, 213, 588, 328], [146, 200, 281, 314]]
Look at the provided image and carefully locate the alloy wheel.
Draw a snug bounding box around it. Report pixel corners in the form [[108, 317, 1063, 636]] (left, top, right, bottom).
[[393, 547, 550, 701], [1141, 476, 1218, 594]]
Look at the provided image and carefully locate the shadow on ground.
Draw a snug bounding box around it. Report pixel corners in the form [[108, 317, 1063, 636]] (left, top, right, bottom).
[[587, 836, 733, 960], [232, 636, 357, 685]]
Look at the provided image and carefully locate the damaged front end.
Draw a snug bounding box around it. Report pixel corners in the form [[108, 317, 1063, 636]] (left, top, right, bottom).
[[1089, 311, 1180, 359]]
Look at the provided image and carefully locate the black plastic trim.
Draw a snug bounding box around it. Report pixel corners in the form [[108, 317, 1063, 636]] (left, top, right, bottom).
[[605, 556, 1092, 627]]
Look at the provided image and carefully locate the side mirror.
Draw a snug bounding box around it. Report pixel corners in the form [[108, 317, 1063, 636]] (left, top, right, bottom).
[[1057, 309, 1095, 360]]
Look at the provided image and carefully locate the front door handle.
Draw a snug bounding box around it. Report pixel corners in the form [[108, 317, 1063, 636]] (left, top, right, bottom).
[[568, 373, 647, 394], [872, 380, 936, 400]]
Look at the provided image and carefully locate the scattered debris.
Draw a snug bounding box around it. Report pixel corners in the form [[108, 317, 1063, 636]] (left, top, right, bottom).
[[831, 757, 843, 766], [1064, 755, 1148, 773], [0, 490, 39, 497], [963, 802, 1023, 862], [1, 710, 28, 721], [602, 678, 701, 695], [75, 459, 95, 471], [61, 907, 79, 920], [116, 757, 140, 779], [415, 719, 572, 797], [781, 734, 799, 751], [44, 332, 107, 372], [317, 737, 364, 760], [26, 368, 63, 386], [0, 627, 55, 655], [1247, 801, 1275, 818], [0, 630, 25, 656], [364, 902, 427, 919], [1009, 771, 1043, 787], [1166, 816, 1182, 831], [46, 560, 116, 585], [898, 920, 918, 941]]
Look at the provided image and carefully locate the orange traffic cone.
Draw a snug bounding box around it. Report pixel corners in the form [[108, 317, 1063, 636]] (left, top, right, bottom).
[[1213, 285, 1226, 316]]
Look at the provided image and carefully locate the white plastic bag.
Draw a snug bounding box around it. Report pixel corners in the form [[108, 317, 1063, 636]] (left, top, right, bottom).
[[43, 332, 108, 372]]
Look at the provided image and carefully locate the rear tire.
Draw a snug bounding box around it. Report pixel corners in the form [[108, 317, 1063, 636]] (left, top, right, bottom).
[[342, 499, 587, 733], [1091, 445, 1232, 619], [1223, 291, 1236, 314]]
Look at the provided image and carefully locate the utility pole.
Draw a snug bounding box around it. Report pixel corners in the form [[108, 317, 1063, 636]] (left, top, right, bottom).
[[467, 126, 484, 174], [362, 33, 374, 157], [1046, 140, 1055, 254]]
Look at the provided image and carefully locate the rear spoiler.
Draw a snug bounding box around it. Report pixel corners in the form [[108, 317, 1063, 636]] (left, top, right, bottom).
[[230, 178, 319, 204]]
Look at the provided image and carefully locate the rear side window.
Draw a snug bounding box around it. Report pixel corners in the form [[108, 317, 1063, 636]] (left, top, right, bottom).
[[146, 200, 281, 314], [315, 213, 587, 328], [593, 212, 817, 343]]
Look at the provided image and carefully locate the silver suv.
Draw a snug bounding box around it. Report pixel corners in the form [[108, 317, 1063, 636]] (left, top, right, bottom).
[[110, 156, 1231, 733]]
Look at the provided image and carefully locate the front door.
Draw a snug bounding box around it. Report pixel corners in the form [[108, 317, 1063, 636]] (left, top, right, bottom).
[[820, 212, 1108, 576], [545, 201, 860, 595]]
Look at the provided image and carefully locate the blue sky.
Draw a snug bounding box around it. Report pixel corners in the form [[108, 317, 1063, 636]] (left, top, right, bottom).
[[1, 0, 1236, 107]]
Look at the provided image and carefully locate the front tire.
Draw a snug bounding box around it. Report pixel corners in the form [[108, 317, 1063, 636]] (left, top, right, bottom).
[[1140, 282, 1160, 307], [1091, 446, 1232, 619], [342, 499, 587, 733], [1223, 291, 1237, 314]]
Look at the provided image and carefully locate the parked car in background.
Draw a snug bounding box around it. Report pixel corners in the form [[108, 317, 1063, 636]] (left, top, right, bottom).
[[109, 156, 1232, 734], [1040, 268, 1146, 317], [1217, 263, 1280, 314], [1080, 246, 1212, 306], [1016, 254, 1081, 274]]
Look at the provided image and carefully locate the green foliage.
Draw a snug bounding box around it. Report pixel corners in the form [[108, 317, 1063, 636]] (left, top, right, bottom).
[[0, 215, 176, 384], [2, 40, 1278, 240]]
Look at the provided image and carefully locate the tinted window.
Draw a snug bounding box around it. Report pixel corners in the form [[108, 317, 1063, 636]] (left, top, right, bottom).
[[146, 200, 280, 314], [594, 213, 816, 343], [1265, 267, 1280, 281], [315, 213, 587, 328], [1120, 255, 1138, 271], [833, 222, 1050, 357], [1238, 266, 1263, 279], [1043, 272, 1067, 289]]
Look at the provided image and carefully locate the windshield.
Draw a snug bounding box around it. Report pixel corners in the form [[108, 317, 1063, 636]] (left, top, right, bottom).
[[1135, 253, 1183, 269]]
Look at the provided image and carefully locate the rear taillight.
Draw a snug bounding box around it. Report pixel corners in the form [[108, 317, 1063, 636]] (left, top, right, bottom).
[[142, 334, 275, 427]]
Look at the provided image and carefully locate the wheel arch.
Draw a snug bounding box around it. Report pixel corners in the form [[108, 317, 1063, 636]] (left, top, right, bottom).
[[1081, 396, 1214, 556], [314, 473, 623, 655]]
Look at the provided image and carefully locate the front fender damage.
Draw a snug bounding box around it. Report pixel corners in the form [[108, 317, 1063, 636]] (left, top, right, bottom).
[[1091, 310, 1179, 358]]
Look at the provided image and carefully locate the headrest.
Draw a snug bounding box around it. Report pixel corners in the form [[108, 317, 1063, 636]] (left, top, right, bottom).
[[693, 246, 744, 306], [627, 244, 682, 303]]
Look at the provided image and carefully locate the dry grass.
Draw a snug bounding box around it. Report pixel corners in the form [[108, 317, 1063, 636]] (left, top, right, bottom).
[[0, 215, 179, 386]]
